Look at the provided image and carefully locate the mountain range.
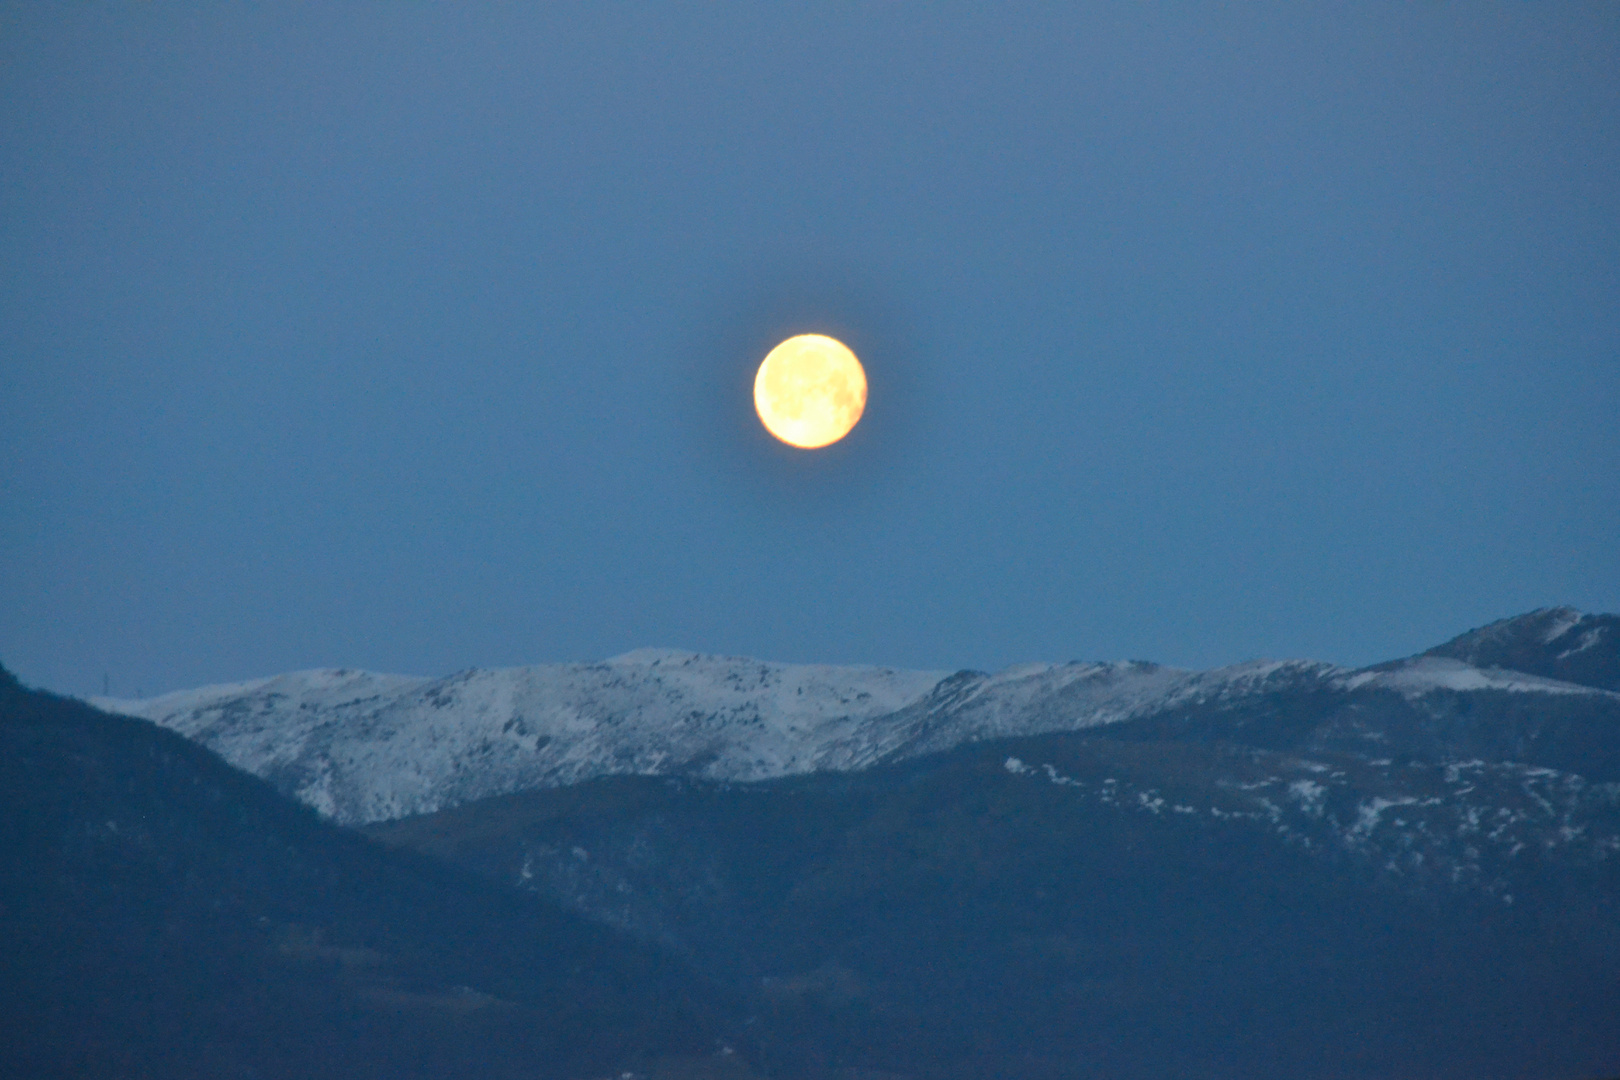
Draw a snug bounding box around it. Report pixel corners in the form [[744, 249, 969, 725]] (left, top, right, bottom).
[[92, 607, 1620, 824], [8, 607, 1618, 1078]]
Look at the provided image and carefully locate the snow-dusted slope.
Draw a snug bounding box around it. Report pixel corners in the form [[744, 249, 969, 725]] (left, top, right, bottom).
[[95, 650, 1311, 825], [94, 630, 1620, 826], [1339, 656, 1607, 696], [1423, 606, 1620, 693], [96, 651, 945, 823]]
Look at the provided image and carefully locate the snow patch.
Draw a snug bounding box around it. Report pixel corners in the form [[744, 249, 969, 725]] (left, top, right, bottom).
[[1338, 657, 1607, 698], [1540, 609, 1585, 644], [1288, 779, 1327, 816], [1557, 626, 1605, 659], [1351, 797, 1420, 838]]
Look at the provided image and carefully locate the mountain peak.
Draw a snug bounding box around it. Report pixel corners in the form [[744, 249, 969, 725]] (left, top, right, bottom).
[[1424, 608, 1619, 692]]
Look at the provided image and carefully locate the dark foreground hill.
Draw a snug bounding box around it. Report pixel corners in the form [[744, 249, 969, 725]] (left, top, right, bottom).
[[0, 665, 744, 1080]]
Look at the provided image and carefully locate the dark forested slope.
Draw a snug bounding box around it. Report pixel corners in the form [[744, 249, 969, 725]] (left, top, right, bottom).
[[0, 664, 738, 1080]]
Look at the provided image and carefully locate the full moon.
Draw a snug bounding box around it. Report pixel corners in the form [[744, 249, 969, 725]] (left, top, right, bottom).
[[753, 334, 867, 449]]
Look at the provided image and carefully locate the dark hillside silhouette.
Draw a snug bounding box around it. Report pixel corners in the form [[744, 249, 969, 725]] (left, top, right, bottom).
[[0, 664, 736, 1080]]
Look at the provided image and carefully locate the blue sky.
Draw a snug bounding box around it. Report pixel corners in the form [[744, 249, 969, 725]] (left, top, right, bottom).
[[3, 4, 1617, 697]]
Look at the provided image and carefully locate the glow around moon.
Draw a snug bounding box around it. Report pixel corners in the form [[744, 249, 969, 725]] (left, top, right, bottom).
[[753, 334, 867, 449]]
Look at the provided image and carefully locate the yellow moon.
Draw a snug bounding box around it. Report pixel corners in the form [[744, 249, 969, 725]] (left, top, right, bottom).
[[753, 334, 867, 449]]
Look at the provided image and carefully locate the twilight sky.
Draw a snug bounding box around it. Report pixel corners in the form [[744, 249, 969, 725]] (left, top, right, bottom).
[[3, 4, 1617, 698]]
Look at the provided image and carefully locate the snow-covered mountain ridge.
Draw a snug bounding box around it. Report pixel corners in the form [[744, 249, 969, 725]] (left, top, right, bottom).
[[93, 609, 1620, 826]]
